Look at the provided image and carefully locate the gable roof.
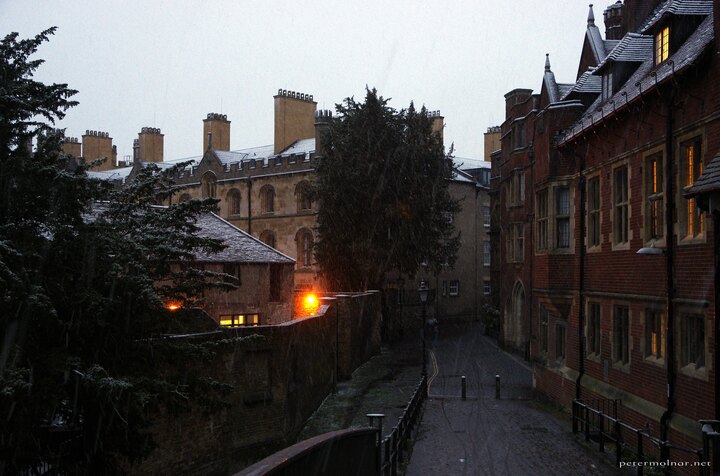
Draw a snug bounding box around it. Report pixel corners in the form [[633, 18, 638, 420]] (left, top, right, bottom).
[[193, 213, 295, 264], [594, 33, 654, 73], [562, 67, 602, 99], [559, 14, 714, 145], [641, 0, 714, 33]]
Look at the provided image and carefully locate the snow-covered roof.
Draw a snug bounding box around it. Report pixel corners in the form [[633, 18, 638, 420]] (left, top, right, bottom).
[[210, 139, 314, 166], [641, 0, 714, 34], [193, 213, 295, 264], [454, 157, 491, 170], [87, 166, 133, 182], [594, 33, 654, 73], [560, 14, 714, 145], [277, 138, 315, 156]]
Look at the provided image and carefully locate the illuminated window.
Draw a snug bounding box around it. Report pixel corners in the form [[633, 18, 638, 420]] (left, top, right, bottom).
[[644, 154, 664, 241], [655, 26, 670, 65], [219, 314, 260, 327], [644, 309, 665, 360], [587, 178, 600, 248], [449, 280, 459, 296], [681, 138, 704, 239]]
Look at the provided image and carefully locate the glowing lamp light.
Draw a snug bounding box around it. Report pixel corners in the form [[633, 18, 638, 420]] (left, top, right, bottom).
[[305, 293, 317, 306], [165, 302, 181, 311]]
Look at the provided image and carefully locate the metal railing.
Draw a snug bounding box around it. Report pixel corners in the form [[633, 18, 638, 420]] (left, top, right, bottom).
[[572, 399, 706, 475], [372, 375, 427, 476]]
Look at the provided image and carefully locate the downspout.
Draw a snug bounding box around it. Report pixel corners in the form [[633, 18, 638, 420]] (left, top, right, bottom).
[[247, 178, 253, 234], [575, 145, 587, 401], [660, 93, 676, 451]]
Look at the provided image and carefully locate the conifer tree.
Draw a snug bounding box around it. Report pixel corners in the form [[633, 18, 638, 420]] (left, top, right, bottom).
[[314, 88, 460, 291], [0, 29, 236, 473]]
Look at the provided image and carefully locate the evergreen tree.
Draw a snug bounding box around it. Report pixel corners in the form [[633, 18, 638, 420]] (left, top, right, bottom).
[[0, 29, 237, 473], [314, 88, 460, 291]]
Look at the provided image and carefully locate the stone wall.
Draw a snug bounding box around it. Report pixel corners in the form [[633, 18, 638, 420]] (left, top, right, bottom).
[[132, 291, 381, 475]]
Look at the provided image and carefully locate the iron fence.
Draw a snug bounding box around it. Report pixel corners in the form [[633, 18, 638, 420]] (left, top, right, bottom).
[[572, 399, 707, 475], [377, 375, 427, 475]]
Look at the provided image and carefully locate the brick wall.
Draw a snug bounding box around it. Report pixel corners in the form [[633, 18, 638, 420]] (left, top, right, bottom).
[[131, 291, 381, 475]]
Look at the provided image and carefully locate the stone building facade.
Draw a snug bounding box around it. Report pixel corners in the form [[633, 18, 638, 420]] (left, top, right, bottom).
[[492, 0, 718, 458]]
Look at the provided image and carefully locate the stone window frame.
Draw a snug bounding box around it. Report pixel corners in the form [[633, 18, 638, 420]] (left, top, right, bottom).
[[642, 305, 666, 367], [641, 146, 666, 247], [259, 229, 276, 249], [676, 131, 707, 245], [586, 173, 602, 252], [506, 222, 524, 263], [295, 180, 313, 213], [201, 171, 217, 198], [260, 184, 276, 214], [585, 300, 602, 363], [676, 304, 710, 381], [227, 188, 242, 217], [295, 228, 314, 268], [482, 279, 491, 296], [611, 303, 631, 371], [610, 161, 631, 251], [536, 188, 549, 252], [555, 320, 567, 366], [483, 240, 491, 267], [555, 186, 571, 249], [449, 280, 460, 297]]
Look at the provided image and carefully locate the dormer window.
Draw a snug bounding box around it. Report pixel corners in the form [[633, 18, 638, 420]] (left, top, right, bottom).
[[655, 26, 670, 65], [602, 71, 613, 100]]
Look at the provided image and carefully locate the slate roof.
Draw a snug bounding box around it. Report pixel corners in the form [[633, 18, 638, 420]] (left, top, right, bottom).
[[193, 213, 295, 264], [641, 0, 714, 33], [87, 166, 133, 182], [559, 14, 714, 145], [594, 33, 654, 72], [685, 154, 720, 197], [562, 68, 602, 98]]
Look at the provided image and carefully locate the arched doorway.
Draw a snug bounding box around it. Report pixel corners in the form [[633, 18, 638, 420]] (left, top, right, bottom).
[[504, 281, 526, 349]]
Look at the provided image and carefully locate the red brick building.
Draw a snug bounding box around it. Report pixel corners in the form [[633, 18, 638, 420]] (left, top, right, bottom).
[[492, 0, 717, 458]]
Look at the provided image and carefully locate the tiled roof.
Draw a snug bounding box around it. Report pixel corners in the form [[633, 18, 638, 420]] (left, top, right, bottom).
[[87, 166, 133, 182], [685, 154, 720, 197], [641, 0, 714, 33], [193, 213, 295, 264], [595, 33, 654, 72], [562, 68, 602, 98], [559, 14, 714, 145]]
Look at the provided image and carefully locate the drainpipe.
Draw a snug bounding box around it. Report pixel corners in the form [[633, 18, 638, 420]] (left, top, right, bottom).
[[575, 146, 587, 401], [659, 94, 676, 453], [247, 178, 253, 234]]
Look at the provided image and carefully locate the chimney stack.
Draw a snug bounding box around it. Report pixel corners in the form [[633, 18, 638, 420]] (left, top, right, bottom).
[[82, 130, 114, 171], [314, 109, 333, 158], [428, 110, 444, 149], [274, 89, 317, 154], [137, 127, 164, 163], [603, 1, 625, 40], [484, 126, 501, 162], [203, 113, 230, 152], [62, 136, 81, 158], [623, 0, 663, 34]]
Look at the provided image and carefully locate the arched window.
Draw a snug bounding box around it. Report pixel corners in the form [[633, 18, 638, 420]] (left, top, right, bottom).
[[295, 229, 314, 268], [295, 181, 313, 212], [260, 185, 275, 213], [178, 193, 192, 203], [259, 230, 276, 249], [227, 189, 241, 216], [201, 171, 217, 198]]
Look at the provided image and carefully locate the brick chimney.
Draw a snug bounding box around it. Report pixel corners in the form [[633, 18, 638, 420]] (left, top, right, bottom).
[[62, 136, 81, 157], [274, 89, 317, 154], [82, 130, 114, 171], [203, 113, 230, 152], [623, 0, 663, 34], [484, 126, 501, 162], [603, 1, 625, 40], [428, 110, 444, 148], [314, 109, 333, 158], [137, 127, 164, 163]]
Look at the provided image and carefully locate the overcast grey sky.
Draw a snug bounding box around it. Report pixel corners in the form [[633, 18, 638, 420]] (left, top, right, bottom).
[[2, 0, 605, 161]]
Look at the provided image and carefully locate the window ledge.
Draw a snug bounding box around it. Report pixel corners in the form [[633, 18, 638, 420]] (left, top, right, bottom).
[[611, 242, 631, 252], [611, 360, 631, 373], [679, 363, 708, 381], [678, 234, 706, 246], [585, 353, 601, 364], [643, 355, 666, 368], [586, 244, 602, 253]]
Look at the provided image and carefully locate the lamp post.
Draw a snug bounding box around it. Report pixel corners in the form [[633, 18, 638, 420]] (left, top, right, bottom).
[[419, 280, 429, 377]]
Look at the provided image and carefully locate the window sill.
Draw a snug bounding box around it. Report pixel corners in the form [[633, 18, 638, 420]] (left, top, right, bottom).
[[611, 360, 631, 373], [585, 353, 601, 364], [643, 355, 665, 368], [678, 233, 706, 246], [586, 244, 602, 253], [611, 242, 631, 252], [679, 363, 708, 381]]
